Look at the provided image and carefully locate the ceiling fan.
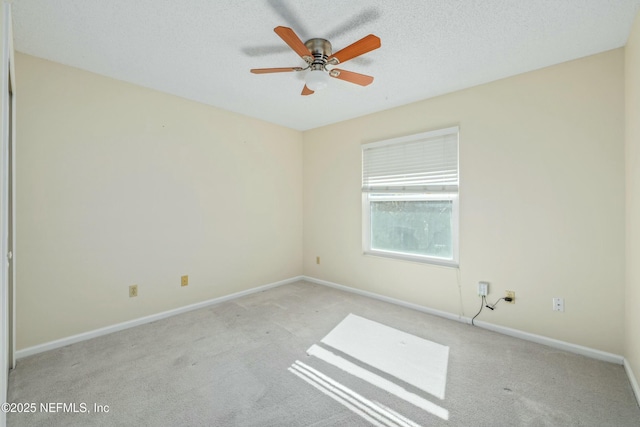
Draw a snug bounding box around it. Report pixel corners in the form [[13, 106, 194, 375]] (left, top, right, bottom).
[[250, 26, 381, 96]]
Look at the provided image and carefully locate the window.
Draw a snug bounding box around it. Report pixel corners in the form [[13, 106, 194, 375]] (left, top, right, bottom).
[[362, 127, 459, 266]]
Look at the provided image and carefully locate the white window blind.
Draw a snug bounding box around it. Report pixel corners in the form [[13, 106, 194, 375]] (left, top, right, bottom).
[[362, 126, 459, 193]]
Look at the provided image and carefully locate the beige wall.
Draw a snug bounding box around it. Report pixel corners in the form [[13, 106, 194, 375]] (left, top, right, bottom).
[[15, 53, 303, 349], [625, 11, 640, 390], [15, 45, 630, 357], [303, 49, 626, 354]]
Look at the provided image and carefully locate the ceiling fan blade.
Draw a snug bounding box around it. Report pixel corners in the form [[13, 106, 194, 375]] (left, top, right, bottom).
[[267, 0, 309, 39], [328, 34, 381, 65], [329, 69, 374, 86], [324, 8, 381, 40], [301, 85, 314, 96], [250, 67, 303, 74], [242, 45, 292, 57], [274, 26, 313, 60]]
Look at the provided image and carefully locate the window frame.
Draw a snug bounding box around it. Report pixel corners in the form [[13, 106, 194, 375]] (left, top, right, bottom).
[[361, 127, 460, 267]]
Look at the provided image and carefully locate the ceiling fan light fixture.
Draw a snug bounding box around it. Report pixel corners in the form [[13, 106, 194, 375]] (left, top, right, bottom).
[[305, 69, 329, 91]]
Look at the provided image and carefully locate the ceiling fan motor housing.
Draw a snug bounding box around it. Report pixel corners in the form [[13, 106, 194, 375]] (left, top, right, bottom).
[[305, 38, 332, 70]]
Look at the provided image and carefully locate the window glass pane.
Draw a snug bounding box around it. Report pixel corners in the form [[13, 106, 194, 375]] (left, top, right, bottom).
[[370, 199, 453, 259]]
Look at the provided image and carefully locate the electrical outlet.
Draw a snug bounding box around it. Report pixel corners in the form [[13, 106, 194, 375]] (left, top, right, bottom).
[[505, 290, 515, 304], [129, 285, 138, 298], [477, 281, 489, 296], [552, 297, 564, 312], [316, 256, 320, 265], [181, 275, 188, 287]]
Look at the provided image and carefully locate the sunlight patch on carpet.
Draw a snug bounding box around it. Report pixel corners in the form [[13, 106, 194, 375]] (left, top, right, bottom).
[[289, 313, 450, 425], [306, 344, 449, 420], [289, 361, 421, 427], [320, 314, 449, 400]]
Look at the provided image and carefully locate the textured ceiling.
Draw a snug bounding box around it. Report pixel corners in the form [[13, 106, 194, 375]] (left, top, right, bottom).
[[11, 0, 640, 131]]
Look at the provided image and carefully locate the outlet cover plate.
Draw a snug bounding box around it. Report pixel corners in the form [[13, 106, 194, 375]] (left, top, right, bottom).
[[552, 297, 564, 312], [505, 290, 515, 304], [477, 281, 489, 296]]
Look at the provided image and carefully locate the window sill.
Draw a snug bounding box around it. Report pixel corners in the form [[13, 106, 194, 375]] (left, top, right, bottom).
[[363, 250, 459, 268]]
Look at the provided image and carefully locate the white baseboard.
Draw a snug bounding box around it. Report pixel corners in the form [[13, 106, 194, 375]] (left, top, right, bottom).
[[472, 319, 623, 364], [16, 276, 303, 360], [16, 274, 629, 372], [302, 275, 624, 365], [302, 276, 463, 323], [624, 359, 640, 407]]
